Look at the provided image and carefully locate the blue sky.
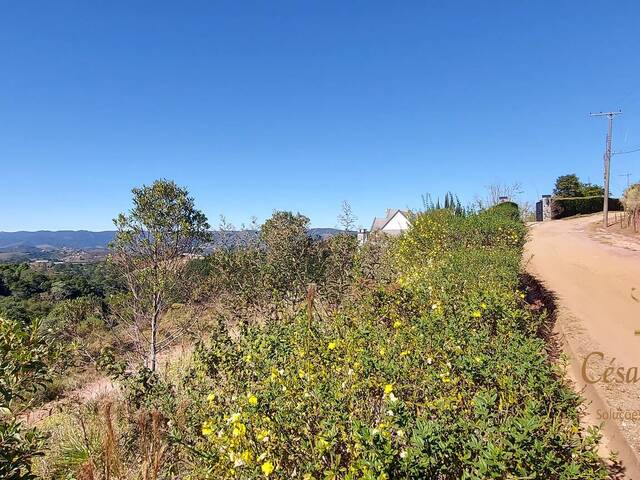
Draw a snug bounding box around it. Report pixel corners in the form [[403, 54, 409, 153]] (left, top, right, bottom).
[[1, 1, 639, 230]]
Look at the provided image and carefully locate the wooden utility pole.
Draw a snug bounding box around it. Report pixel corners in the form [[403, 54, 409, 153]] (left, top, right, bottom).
[[590, 110, 622, 227]]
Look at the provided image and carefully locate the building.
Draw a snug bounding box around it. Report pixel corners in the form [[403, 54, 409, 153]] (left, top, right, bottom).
[[358, 209, 412, 243]]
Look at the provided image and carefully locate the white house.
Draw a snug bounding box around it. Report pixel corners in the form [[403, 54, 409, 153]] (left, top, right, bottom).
[[357, 209, 412, 243]]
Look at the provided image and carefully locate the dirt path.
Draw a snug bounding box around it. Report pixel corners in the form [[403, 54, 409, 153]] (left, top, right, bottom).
[[24, 341, 195, 425], [525, 214, 640, 478]]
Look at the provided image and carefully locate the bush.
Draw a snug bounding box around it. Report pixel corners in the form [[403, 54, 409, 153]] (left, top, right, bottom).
[[0, 316, 61, 479], [622, 183, 640, 213], [174, 208, 608, 479], [550, 196, 622, 219], [487, 201, 520, 221]]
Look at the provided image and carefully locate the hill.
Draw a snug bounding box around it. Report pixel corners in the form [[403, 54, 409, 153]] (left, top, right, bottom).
[[0, 228, 350, 262]]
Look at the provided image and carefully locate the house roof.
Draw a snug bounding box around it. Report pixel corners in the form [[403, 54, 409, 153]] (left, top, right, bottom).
[[370, 209, 411, 232]]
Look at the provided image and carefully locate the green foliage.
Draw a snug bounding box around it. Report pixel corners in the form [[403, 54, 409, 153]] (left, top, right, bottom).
[[109, 179, 212, 370], [174, 208, 606, 479], [550, 196, 622, 219], [200, 211, 360, 317], [421, 192, 465, 216], [260, 211, 315, 301], [553, 173, 605, 198], [487, 201, 520, 221], [0, 316, 61, 479]]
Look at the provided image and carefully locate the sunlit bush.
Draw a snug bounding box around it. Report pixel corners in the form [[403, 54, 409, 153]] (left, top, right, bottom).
[[173, 208, 607, 479]]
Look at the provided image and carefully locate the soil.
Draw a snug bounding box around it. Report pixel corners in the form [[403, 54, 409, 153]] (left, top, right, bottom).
[[526, 213, 640, 478]]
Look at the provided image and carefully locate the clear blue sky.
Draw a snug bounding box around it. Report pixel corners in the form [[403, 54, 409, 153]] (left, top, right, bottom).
[[2, 1, 640, 231]]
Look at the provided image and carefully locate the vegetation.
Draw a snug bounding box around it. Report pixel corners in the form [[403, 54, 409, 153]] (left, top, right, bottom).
[[0, 315, 62, 479], [109, 179, 211, 371], [166, 206, 607, 479], [2, 181, 614, 479], [550, 196, 622, 220], [621, 183, 640, 214], [553, 174, 605, 198]]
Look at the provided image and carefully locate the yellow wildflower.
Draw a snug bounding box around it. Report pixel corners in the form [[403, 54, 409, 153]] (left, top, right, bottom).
[[327, 341, 336, 350], [393, 320, 402, 329], [471, 310, 481, 318], [384, 384, 393, 395], [241, 450, 253, 463], [481, 302, 487, 309], [248, 394, 258, 406], [232, 423, 246, 437], [379, 347, 386, 356], [261, 460, 274, 476], [400, 350, 410, 357], [201, 421, 213, 436]]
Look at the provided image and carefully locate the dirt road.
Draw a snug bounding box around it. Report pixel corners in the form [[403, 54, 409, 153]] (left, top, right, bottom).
[[525, 214, 640, 477]]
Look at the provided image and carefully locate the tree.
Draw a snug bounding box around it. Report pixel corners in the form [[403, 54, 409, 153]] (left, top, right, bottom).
[[260, 211, 313, 302], [553, 174, 582, 197], [553, 174, 606, 198], [108, 180, 211, 371], [337, 201, 357, 231], [580, 183, 605, 197]]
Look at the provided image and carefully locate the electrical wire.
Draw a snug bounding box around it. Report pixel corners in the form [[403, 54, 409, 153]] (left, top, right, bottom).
[[613, 147, 640, 155]]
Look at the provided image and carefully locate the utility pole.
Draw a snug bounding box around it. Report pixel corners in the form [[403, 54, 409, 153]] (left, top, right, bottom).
[[590, 110, 622, 227], [619, 173, 632, 188]]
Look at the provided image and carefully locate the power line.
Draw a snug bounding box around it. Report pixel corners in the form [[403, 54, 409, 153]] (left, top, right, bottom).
[[614, 147, 640, 156], [590, 110, 622, 227], [619, 173, 632, 188]]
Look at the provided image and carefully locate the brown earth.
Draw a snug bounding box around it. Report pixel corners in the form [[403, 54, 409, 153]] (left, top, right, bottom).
[[525, 214, 640, 478]]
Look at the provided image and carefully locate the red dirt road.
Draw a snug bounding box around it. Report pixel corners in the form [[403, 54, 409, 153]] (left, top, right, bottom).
[[525, 214, 640, 478]]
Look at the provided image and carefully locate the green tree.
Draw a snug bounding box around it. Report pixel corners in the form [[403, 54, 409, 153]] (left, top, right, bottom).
[[553, 174, 583, 197], [580, 182, 605, 196], [109, 179, 211, 371], [553, 174, 605, 198], [260, 211, 313, 302]]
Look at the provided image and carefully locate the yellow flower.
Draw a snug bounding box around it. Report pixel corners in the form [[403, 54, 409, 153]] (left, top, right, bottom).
[[327, 341, 336, 350], [232, 423, 246, 437], [379, 347, 386, 356], [471, 310, 481, 318], [257, 429, 270, 442], [241, 450, 253, 463], [298, 369, 305, 378], [384, 384, 393, 395], [393, 321, 402, 329], [201, 421, 213, 436], [248, 394, 258, 406], [400, 350, 410, 357], [480, 302, 487, 309], [207, 393, 216, 402], [261, 460, 274, 476]]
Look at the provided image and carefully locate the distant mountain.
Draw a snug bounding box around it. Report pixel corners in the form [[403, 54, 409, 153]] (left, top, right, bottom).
[[0, 228, 351, 261], [0, 231, 115, 250]]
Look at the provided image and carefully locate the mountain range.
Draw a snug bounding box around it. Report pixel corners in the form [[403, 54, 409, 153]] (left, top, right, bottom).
[[0, 229, 349, 262]]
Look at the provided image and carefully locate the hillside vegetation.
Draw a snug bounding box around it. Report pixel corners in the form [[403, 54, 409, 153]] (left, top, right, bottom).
[[1, 183, 612, 479]]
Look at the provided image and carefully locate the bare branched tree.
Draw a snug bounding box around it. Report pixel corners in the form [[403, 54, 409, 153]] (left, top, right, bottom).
[[108, 179, 211, 371], [473, 182, 523, 210]]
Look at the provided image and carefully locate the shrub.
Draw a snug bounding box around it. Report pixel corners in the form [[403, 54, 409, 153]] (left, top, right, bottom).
[[173, 208, 608, 479], [621, 183, 640, 213], [0, 316, 61, 479], [550, 196, 622, 219], [487, 201, 520, 221]]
